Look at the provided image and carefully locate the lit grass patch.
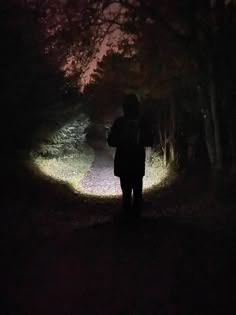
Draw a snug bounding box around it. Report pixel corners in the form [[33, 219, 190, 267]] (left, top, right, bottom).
[[33, 145, 169, 196], [144, 156, 169, 191], [34, 144, 94, 189]]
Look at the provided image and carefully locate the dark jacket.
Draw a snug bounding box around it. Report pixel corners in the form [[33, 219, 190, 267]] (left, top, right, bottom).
[[107, 116, 153, 177]]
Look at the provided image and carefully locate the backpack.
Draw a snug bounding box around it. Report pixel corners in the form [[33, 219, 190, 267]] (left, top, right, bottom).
[[120, 118, 140, 148]]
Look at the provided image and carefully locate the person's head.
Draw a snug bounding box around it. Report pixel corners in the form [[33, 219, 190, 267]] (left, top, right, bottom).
[[122, 94, 140, 119]]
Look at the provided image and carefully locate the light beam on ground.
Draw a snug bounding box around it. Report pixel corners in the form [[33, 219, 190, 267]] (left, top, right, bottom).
[[34, 155, 169, 198]]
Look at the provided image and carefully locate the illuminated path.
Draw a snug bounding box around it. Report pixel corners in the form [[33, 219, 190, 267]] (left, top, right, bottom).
[[79, 148, 121, 196]]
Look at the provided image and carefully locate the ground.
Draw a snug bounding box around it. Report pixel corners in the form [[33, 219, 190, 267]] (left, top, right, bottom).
[[1, 151, 236, 315], [79, 147, 121, 196], [35, 144, 167, 196]]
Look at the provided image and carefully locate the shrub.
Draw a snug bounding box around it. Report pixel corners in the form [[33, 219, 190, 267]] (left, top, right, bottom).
[[36, 113, 90, 158]]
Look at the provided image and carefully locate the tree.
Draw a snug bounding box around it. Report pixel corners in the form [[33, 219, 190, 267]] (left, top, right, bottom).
[[9, 0, 236, 172], [84, 52, 137, 123], [0, 1, 82, 156], [95, 0, 236, 172], [36, 114, 90, 158]]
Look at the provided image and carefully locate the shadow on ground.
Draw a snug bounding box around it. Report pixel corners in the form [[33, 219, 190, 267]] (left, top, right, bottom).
[[3, 217, 236, 315], [1, 159, 236, 314]]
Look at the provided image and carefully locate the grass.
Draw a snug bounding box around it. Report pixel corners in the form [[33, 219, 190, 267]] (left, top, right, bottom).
[[144, 162, 169, 191], [33, 144, 95, 190], [144, 149, 170, 191], [32, 145, 170, 195], [143, 162, 169, 190]]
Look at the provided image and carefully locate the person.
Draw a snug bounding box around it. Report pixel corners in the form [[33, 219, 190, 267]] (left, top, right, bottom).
[[107, 94, 153, 219]]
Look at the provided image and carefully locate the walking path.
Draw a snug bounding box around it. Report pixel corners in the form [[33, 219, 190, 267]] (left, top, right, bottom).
[[79, 148, 121, 196], [3, 156, 236, 314], [4, 217, 235, 315]]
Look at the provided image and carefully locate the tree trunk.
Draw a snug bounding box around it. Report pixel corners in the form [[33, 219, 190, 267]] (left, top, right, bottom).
[[160, 125, 168, 167], [159, 110, 168, 167], [229, 129, 236, 175], [198, 85, 216, 168], [209, 76, 222, 170], [169, 96, 176, 164], [164, 129, 167, 167], [203, 108, 216, 167]]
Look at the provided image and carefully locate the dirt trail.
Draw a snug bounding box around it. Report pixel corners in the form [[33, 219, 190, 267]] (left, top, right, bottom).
[[79, 147, 121, 196], [3, 145, 236, 314], [4, 218, 235, 315]]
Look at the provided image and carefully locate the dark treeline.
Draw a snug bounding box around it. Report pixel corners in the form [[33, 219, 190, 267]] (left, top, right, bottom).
[[2, 3, 236, 314], [0, 1, 81, 159], [1, 0, 236, 182], [82, 1, 236, 177]]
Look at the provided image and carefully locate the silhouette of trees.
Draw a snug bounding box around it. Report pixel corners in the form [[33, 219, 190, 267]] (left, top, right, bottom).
[[0, 1, 83, 157], [116, 0, 236, 172], [84, 52, 144, 124], [3, 0, 236, 173], [81, 0, 236, 172]]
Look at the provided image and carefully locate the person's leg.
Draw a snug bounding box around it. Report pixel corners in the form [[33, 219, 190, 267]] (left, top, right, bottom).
[[132, 176, 143, 216], [120, 176, 132, 212]]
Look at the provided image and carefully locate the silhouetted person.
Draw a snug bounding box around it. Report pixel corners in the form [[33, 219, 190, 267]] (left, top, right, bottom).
[[107, 94, 153, 219]]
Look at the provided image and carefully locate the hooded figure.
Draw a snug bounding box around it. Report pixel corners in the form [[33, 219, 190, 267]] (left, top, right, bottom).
[[107, 94, 153, 218]]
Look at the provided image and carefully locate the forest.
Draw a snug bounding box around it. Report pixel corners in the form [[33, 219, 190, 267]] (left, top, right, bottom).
[[2, 1, 236, 176], [2, 1, 236, 314]]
